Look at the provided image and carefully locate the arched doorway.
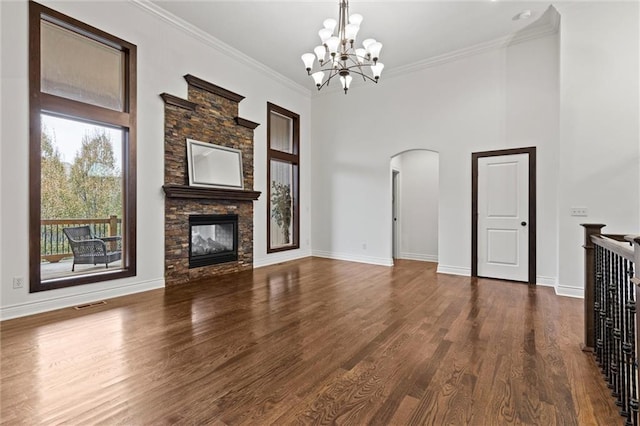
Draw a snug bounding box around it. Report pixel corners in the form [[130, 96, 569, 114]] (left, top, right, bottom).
[[390, 150, 439, 264]]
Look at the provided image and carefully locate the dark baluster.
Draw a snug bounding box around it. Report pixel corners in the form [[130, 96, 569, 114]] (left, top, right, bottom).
[[605, 250, 613, 379], [57, 224, 61, 254], [622, 259, 632, 423], [609, 252, 619, 393], [596, 245, 604, 364], [45, 224, 49, 256], [615, 254, 624, 403], [628, 261, 638, 426], [599, 246, 609, 369], [600, 245, 606, 366], [42, 224, 46, 256], [620, 259, 632, 420], [58, 223, 61, 254]]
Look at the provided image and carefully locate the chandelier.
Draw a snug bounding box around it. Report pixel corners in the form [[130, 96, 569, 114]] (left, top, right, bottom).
[[301, 0, 384, 94]]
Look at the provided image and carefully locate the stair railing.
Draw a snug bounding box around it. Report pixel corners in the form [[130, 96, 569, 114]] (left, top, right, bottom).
[[582, 224, 640, 425]]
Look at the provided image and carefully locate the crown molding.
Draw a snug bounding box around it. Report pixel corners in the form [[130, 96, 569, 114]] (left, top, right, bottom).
[[130, 0, 311, 98], [132, 0, 558, 100], [385, 14, 560, 81], [313, 9, 559, 98]]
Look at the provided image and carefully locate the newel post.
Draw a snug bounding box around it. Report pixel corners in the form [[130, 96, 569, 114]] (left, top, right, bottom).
[[581, 223, 606, 351]]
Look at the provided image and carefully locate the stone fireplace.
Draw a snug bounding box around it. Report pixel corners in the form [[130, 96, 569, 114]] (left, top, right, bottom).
[[161, 75, 260, 286]]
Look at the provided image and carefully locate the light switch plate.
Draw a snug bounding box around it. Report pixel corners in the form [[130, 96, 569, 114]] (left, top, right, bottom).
[[570, 207, 588, 217]]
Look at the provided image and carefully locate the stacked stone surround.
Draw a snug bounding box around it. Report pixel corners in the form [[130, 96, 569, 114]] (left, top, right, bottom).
[[161, 75, 259, 286]]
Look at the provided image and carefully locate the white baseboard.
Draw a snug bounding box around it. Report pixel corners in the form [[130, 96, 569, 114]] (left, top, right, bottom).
[[398, 252, 438, 262], [437, 265, 471, 276], [0, 278, 165, 321], [253, 249, 312, 268], [434, 268, 565, 294], [538, 277, 584, 299], [555, 285, 583, 299], [536, 275, 557, 288], [311, 250, 394, 267]]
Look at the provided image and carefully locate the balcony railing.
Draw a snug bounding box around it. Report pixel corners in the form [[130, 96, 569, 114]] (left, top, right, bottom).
[[583, 224, 640, 425], [40, 216, 121, 263]]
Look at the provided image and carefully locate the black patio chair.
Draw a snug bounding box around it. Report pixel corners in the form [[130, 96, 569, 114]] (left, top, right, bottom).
[[62, 225, 122, 272]]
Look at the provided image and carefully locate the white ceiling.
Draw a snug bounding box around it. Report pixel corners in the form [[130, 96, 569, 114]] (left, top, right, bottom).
[[149, 1, 556, 91]]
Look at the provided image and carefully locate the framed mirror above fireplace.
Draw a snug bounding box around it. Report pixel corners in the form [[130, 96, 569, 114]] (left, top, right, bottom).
[[186, 139, 244, 189]]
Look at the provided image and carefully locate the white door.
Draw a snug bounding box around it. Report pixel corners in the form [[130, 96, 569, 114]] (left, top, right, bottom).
[[477, 153, 529, 282]]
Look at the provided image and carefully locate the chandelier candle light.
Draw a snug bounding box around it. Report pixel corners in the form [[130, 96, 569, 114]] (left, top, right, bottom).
[[301, 0, 384, 94]]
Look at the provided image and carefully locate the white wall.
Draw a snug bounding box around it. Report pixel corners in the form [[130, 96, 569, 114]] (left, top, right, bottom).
[[0, 0, 312, 319], [554, 2, 640, 297], [311, 2, 639, 296], [311, 31, 561, 281], [392, 150, 439, 262]]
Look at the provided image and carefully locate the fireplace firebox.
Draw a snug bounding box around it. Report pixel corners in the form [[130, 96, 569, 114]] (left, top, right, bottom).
[[189, 214, 238, 268]]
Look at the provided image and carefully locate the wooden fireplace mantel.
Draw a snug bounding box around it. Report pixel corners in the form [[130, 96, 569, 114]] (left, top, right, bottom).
[[162, 185, 261, 201]]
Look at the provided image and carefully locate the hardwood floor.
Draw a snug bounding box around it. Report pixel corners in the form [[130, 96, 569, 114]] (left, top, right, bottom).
[[1, 258, 622, 425]]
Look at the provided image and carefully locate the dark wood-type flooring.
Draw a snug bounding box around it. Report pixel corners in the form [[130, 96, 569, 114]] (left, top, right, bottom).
[[1, 258, 622, 425]]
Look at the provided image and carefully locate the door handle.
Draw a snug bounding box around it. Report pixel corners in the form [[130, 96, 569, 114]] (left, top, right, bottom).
[[521, 221, 527, 226]]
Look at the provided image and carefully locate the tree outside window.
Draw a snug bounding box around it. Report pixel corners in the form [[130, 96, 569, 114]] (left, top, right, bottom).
[[267, 103, 299, 252]]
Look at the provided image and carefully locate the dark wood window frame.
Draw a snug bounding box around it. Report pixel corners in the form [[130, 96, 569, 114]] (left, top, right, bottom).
[[29, 1, 137, 292], [471, 147, 536, 284], [267, 102, 300, 253]]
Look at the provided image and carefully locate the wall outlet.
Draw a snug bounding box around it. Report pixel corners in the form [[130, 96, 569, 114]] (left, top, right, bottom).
[[570, 207, 588, 217], [362, 243, 367, 250], [13, 277, 24, 289]]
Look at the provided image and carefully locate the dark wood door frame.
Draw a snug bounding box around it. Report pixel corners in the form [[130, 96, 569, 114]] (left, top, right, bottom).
[[471, 147, 536, 284]]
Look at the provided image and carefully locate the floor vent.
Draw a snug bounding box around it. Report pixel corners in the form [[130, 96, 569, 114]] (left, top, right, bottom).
[[74, 300, 107, 310]]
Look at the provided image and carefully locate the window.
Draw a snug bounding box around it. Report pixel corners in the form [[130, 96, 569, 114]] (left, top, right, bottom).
[[29, 1, 137, 291], [267, 103, 299, 252]]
